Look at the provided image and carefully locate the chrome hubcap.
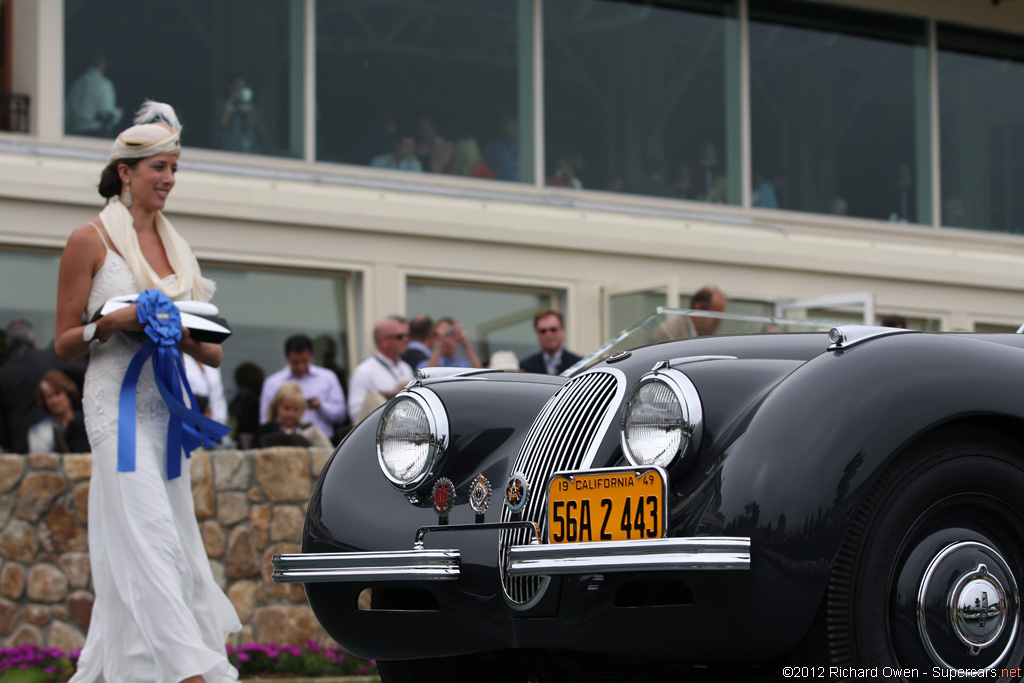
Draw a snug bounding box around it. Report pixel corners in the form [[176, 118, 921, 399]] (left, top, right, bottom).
[[950, 564, 1007, 653], [917, 541, 1019, 669]]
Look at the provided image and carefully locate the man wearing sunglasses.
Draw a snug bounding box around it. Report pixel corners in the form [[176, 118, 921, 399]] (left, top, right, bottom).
[[347, 316, 415, 423], [519, 309, 582, 376]]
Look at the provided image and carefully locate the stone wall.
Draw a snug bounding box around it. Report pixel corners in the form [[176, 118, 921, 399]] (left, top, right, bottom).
[[0, 447, 334, 652]]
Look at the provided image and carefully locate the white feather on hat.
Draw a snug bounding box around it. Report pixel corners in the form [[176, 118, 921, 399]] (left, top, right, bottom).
[[109, 100, 182, 161]]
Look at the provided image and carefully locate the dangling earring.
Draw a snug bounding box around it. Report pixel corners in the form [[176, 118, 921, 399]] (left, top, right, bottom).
[[123, 185, 133, 208]]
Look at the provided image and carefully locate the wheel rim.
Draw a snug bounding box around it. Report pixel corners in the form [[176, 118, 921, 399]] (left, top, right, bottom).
[[889, 504, 1022, 671]]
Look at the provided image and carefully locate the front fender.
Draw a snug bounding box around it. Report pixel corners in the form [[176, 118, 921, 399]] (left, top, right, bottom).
[[700, 333, 1024, 649]]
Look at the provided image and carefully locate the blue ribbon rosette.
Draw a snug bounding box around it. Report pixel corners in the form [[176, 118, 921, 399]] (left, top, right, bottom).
[[117, 289, 231, 479]]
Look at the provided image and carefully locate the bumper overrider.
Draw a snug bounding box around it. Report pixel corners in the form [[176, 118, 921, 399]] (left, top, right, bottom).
[[271, 520, 750, 584]]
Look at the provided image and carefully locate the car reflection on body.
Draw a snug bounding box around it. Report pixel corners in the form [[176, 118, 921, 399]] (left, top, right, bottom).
[[274, 308, 1024, 682]]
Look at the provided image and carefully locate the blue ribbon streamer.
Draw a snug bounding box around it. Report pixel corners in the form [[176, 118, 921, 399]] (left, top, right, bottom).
[[117, 289, 231, 479]]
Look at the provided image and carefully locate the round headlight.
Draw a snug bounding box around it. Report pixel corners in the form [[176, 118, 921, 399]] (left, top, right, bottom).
[[376, 391, 448, 490], [621, 370, 702, 468]]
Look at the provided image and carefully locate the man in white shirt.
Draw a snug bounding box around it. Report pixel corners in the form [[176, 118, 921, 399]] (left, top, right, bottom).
[[66, 55, 123, 136], [347, 316, 415, 423], [183, 355, 227, 424]]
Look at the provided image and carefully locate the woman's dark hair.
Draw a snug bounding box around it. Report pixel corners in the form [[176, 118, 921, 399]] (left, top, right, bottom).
[[98, 157, 142, 199]]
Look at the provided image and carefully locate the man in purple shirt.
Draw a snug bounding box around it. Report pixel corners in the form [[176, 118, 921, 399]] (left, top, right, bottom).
[[259, 334, 347, 443]]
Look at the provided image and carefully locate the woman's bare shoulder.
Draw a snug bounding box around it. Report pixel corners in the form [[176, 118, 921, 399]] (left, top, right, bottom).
[[63, 218, 108, 265]]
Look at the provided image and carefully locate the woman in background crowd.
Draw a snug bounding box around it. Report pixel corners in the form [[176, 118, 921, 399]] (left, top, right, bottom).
[[27, 369, 89, 453], [257, 381, 332, 449]]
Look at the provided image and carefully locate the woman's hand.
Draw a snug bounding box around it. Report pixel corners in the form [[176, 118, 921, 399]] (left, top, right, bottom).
[[180, 327, 223, 367], [97, 303, 144, 341]]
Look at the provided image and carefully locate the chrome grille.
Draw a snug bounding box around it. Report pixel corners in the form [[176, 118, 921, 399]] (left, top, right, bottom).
[[498, 369, 625, 606]]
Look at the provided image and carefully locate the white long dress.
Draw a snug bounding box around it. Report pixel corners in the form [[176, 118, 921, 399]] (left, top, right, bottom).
[[71, 230, 241, 683]]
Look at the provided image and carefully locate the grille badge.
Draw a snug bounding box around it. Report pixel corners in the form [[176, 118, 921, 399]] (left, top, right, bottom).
[[432, 478, 455, 521], [504, 473, 530, 513], [470, 474, 492, 518]]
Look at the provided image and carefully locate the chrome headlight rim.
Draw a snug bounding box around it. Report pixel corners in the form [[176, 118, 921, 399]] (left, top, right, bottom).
[[375, 388, 450, 491], [620, 368, 703, 469]]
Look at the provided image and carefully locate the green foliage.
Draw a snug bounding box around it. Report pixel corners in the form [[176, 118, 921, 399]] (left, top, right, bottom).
[[0, 646, 76, 683]]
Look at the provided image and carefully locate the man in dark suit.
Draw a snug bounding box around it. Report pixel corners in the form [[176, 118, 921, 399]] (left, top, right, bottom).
[[519, 309, 582, 375], [0, 320, 64, 453], [401, 314, 434, 369]]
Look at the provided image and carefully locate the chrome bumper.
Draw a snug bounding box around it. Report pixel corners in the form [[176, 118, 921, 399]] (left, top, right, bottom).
[[273, 549, 460, 583], [273, 535, 749, 584], [507, 536, 750, 576]]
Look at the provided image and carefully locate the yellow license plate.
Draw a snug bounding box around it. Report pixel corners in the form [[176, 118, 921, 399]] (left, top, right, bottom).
[[547, 467, 666, 544]]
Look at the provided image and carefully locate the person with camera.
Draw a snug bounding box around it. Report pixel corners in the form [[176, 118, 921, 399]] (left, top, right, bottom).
[[419, 317, 483, 370], [218, 76, 262, 154], [259, 334, 347, 443]]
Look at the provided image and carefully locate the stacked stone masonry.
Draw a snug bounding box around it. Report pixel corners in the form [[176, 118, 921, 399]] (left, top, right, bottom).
[[0, 447, 335, 651]]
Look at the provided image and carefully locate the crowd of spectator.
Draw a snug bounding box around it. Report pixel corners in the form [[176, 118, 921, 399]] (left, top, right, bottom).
[[3, 284, 919, 456], [0, 305, 581, 455]]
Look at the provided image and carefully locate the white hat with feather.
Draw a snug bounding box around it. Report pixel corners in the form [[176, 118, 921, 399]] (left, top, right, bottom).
[[109, 100, 182, 161]]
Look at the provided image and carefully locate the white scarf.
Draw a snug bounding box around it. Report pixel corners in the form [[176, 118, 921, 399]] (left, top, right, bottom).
[[98, 197, 215, 303]]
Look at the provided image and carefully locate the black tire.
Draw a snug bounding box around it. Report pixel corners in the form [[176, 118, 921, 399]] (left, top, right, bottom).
[[826, 425, 1024, 677]]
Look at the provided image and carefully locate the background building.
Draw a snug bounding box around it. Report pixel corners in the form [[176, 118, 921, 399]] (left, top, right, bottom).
[[2, 0, 1024, 401]]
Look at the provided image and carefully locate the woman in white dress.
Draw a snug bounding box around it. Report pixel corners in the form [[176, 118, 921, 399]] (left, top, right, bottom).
[[54, 102, 241, 683]]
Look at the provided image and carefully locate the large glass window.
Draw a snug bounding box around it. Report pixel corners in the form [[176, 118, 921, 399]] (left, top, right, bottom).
[[0, 249, 62, 354], [545, 0, 738, 202], [202, 265, 350, 403], [749, 2, 930, 222], [64, 1, 305, 158], [406, 279, 556, 366], [938, 26, 1024, 234], [316, 0, 530, 182]]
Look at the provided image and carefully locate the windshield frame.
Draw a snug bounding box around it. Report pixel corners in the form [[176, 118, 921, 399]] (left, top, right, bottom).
[[564, 306, 843, 376]]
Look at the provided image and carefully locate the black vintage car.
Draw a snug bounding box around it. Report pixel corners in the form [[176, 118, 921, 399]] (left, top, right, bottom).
[[274, 309, 1024, 681]]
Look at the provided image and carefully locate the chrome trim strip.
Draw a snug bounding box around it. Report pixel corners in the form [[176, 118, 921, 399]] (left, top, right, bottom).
[[272, 549, 460, 583], [827, 325, 916, 351], [507, 537, 750, 576], [657, 355, 737, 370], [414, 367, 499, 381]]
